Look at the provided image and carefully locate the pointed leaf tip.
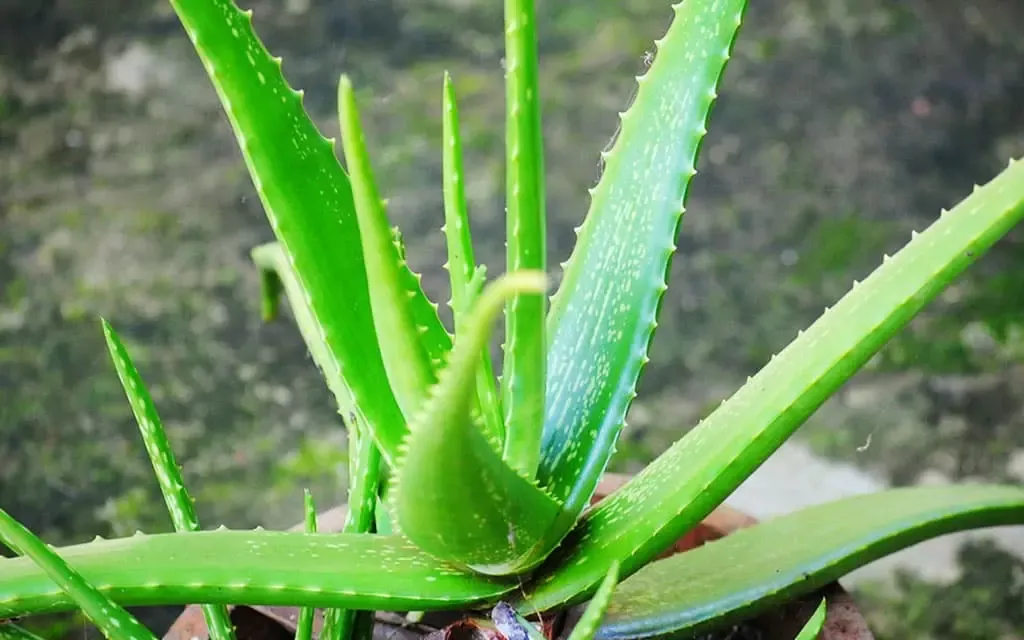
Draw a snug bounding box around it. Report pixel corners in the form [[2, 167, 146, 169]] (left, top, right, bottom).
[[392, 270, 557, 575]]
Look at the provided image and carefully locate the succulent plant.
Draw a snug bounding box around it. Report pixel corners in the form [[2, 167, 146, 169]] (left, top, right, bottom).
[[2, 0, 1024, 639]]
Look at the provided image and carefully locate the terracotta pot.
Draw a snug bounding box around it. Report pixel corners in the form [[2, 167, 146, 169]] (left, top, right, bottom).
[[164, 473, 873, 640]]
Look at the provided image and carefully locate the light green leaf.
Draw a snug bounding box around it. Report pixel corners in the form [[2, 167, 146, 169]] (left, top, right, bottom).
[[167, 0, 409, 464], [0, 531, 513, 619], [567, 562, 620, 640], [537, 0, 746, 534], [0, 623, 46, 640], [442, 71, 504, 446], [527, 157, 1024, 611], [0, 508, 157, 640], [390, 226, 453, 375], [101, 320, 236, 640], [795, 599, 827, 640], [391, 272, 563, 575], [295, 490, 318, 640], [322, 420, 383, 640], [594, 485, 1024, 639], [337, 74, 450, 422], [500, 0, 547, 479]]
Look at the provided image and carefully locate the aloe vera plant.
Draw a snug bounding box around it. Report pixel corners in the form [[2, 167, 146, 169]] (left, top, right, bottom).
[[2, 0, 1024, 638]]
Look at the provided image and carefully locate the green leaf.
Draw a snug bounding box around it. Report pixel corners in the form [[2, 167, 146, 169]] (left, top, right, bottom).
[[594, 485, 1024, 639], [321, 420, 383, 640], [537, 0, 746, 530], [500, 0, 547, 479], [337, 74, 450, 420], [167, 0, 408, 464], [526, 157, 1024, 610], [295, 490, 318, 640], [795, 599, 827, 640], [101, 320, 235, 640], [567, 562, 620, 640], [0, 508, 157, 640], [0, 531, 513, 619], [442, 71, 504, 447], [391, 272, 563, 575], [0, 623, 46, 640]]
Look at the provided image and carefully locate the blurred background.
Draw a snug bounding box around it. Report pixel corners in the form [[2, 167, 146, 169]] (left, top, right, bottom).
[[2, 0, 1024, 638]]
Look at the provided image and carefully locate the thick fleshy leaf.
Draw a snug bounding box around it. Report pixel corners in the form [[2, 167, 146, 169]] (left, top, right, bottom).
[[101, 320, 235, 640], [0, 508, 157, 640], [537, 0, 746, 530], [0, 531, 513, 619], [594, 485, 1024, 639], [442, 71, 504, 446], [337, 74, 441, 420], [500, 0, 547, 479], [526, 157, 1024, 610], [168, 0, 413, 463], [391, 273, 563, 575]]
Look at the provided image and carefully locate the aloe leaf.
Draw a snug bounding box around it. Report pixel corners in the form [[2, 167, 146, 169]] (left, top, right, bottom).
[[337, 74, 446, 421], [389, 226, 453, 374], [594, 485, 1024, 639], [0, 531, 513, 618], [344, 423, 383, 536], [167, 0, 409, 464], [100, 320, 236, 640], [537, 0, 746, 529], [0, 508, 157, 640], [794, 599, 827, 640], [392, 272, 563, 575], [0, 624, 45, 640], [566, 562, 620, 640], [292, 490, 319, 640], [500, 0, 546, 479], [526, 157, 1024, 610], [321, 421, 383, 640], [442, 71, 504, 446]]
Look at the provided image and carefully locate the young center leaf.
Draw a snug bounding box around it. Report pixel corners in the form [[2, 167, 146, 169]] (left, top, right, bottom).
[[337, 74, 451, 422], [391, 272, 565, 575], [526, 157, 1024, 610], [593, 485, 1024, 639], [500, 0, 547, 480], [442, 71, 504, 446]]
